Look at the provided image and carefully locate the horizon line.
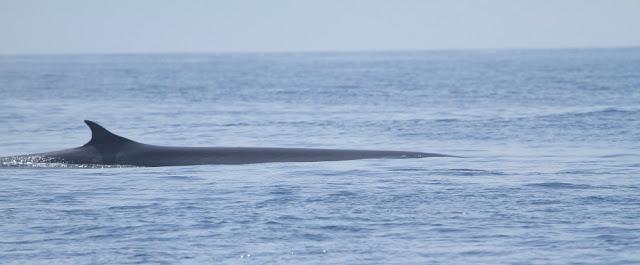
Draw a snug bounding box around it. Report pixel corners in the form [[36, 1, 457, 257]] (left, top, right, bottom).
[[1, 45, 639, 57]]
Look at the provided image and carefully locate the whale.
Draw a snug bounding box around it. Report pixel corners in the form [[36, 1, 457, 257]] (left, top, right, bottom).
[[1, 120, 454, 167]]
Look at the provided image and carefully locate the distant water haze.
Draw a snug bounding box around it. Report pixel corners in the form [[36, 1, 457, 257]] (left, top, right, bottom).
[[1, 0, 639, 54]]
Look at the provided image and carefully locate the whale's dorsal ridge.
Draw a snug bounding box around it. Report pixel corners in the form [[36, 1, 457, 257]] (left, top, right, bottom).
[[83, 120, 137, 146], [0, 120, 456, 167]]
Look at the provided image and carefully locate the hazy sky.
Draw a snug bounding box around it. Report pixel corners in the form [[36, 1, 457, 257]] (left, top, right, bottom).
[[1, 0, 639, 54]]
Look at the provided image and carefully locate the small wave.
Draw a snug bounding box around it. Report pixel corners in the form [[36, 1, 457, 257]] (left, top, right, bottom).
[[316, 225, 365, 233], [448, 168, 489, 172], [599, 153, 637, 158], [445, 168, 506, 176], [428, 227, 465, 233], [159, 175, 202, 181], [327, 191, 358, 197], [525, 182, 595, 189], [539, 107, 640, 119], [388, 168, 505, 176], [107, 203, 160, 211], [529, 199, 563, 205], [435, 118, 458, 122], [580, 196, 609, 203], [577, 107, 639, 116], [492, 106, 640, 122], [301, 233, 330, 241], [388, 167, 428, 172]]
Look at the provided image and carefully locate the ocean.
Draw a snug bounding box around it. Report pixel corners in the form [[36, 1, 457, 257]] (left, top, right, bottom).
[[1, 49, 639, 264]]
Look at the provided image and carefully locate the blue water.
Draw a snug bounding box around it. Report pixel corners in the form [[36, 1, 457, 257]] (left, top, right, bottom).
[[1, 49, 639, 264]]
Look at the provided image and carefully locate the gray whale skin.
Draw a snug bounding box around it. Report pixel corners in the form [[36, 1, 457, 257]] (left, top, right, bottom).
[[5, 120, 454, 167]]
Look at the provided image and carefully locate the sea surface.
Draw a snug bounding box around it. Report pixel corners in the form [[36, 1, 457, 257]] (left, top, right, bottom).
[[0, 49, 639, 264]]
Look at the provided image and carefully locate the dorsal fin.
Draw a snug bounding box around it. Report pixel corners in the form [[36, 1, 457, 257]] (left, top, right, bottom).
[[83, 120, 136, 146]]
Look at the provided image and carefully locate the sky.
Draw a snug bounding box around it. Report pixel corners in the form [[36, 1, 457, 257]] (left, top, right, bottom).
[[1, 0, 639, 54]]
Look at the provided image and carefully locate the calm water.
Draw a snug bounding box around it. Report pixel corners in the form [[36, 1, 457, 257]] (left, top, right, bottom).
[[1, 49, 639, 264]]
